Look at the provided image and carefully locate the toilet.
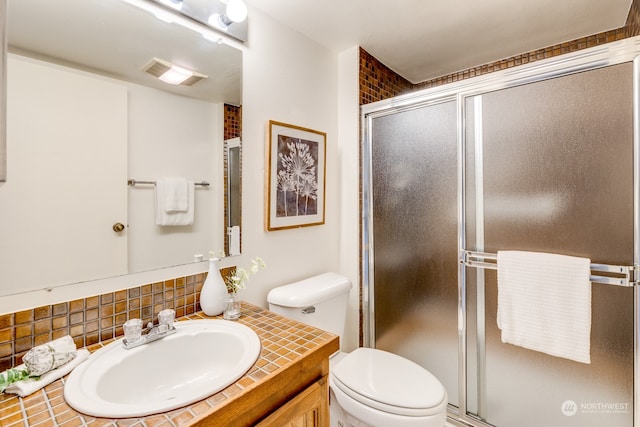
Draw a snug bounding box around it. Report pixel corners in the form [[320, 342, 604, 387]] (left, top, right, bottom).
[[267, 272, 448, 427]]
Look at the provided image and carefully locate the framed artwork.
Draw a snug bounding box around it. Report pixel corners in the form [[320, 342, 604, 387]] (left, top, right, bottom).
[[266, 120, 326, 231]]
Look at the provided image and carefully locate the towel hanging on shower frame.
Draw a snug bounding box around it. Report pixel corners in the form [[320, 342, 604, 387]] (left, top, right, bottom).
[[460, 250, 637, 287]]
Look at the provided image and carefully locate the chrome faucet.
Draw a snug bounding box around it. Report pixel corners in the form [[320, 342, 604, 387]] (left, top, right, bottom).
[[122, 309, 176, 350]]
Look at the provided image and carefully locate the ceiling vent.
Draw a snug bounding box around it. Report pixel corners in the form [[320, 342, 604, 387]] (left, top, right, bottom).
[[142, 57, 208, 86]]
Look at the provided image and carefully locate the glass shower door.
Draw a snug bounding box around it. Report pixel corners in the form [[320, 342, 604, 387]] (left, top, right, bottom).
[[367, 98, 459, 407], [464, 63, 635, 427]]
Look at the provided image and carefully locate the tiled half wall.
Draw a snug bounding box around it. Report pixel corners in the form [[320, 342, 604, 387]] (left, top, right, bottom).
[[0, 269, 236, 373]]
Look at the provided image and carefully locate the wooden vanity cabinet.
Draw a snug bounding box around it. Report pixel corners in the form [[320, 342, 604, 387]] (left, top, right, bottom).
[[256, 376, 329, 427], [194, 334, 338, 427]]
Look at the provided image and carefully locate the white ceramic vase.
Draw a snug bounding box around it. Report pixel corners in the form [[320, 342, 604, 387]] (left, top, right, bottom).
[[200, 258, 229, 316]]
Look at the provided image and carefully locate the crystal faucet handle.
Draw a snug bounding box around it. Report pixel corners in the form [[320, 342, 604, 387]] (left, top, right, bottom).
[[158, 309, 176, 328], [123, 318, 143, 343]]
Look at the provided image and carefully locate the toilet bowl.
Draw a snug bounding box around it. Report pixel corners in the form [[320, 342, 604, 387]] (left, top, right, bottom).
[[329, 348, 447, 427], [267, 273, 448, 427]]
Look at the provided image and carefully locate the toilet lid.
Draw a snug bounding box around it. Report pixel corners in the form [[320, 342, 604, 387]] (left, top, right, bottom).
[[331, 347, 447, 417]]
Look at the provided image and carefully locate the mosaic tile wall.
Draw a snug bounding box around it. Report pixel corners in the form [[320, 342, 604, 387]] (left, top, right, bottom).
[[0, 265, 237, 373], [0, 273, 200, 372], [359, 48, 414, 105], [224, 104, 242, 140]]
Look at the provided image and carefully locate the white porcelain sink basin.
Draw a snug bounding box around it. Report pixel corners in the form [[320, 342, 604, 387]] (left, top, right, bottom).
[[64, 319, 261, 418]]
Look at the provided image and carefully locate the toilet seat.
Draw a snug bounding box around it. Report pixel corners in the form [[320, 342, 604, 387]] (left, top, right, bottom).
[[331, 347, 447, 417]]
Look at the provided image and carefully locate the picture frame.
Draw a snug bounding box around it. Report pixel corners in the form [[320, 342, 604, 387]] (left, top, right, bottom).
[[266, 120, 326, 231]]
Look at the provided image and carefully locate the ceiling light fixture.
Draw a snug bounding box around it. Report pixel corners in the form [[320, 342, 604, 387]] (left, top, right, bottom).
[[159, 64, 193, 85], [142, 58, 208, 86], [123, 0, 248, 43], [208, 0, 248, 29]]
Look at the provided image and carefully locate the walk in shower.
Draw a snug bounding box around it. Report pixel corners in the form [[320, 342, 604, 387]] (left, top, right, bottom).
[[362, 38, 640, 427]]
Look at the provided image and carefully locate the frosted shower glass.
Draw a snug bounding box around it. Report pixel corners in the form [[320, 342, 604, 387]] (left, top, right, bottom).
[[465, 63, 634, 427], [370, 99, 459, 406]]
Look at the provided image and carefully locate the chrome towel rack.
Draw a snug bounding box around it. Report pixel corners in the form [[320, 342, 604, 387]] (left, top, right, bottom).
[[127, 179, 210, 187], [460, 250, 638, 287]]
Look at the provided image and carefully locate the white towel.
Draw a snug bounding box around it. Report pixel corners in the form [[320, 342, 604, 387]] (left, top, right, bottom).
[[4, 349, 90, 397], [159, 177, 189, 212], [497, 251, 592, 364], [155, 178, 195, 226]]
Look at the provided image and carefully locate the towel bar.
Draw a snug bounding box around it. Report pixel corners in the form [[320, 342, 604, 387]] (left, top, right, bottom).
[[127, 179, 210, 187], [460, 250, 638, 287]]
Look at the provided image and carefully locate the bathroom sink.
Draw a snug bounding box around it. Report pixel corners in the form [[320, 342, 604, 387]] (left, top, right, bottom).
[[64, 319, 261, 418]]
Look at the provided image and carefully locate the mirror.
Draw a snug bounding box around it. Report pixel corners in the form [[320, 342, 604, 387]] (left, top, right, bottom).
[[0, 0, 242, 296]]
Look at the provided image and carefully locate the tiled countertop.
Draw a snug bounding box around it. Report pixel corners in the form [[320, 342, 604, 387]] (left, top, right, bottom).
[[0, 303, 338, 427]]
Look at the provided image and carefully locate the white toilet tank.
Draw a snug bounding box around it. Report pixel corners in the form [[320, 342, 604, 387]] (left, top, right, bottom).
[[267, 272, 352, 339]]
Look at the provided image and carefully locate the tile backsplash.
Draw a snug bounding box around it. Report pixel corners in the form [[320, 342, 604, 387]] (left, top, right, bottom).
[[0, 268, 234, 372]]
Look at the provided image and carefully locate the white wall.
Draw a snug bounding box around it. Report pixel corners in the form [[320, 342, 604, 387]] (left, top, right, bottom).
[[238, 6, 339, 295], [237, 7, 360, 351], [337, 47, 361, 351]]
